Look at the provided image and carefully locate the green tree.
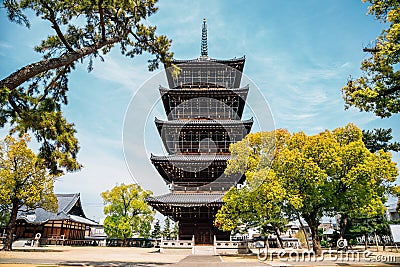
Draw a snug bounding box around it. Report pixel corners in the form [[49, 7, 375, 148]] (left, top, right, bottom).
[[362, 128, 400, 153], [101, 183, 154, 246], [0, 0, 173, 174], [171, 221, 179, 240], [151, 219, 161, 239], [277, 124, 397, 255], [162, 217, 171, 239], [216, 124, 398, 256], [0, 204, 10, 229], [215, 185, 288, 248], [345, 215, 390, 250], [215, 130, 291, 248], [342, 0, 400, 117], [0, 135, 58, 251]]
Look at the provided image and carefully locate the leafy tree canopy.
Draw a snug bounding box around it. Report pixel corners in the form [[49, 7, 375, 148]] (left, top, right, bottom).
[[101, 183, 154, 244], [0, 134, 58, 250], [216, 124, 398, 255], [342, 0, 400, 117], [0, 0, 173, 174]]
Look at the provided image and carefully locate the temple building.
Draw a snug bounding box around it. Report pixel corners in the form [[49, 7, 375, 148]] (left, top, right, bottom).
[[147, 19, 252, 244], [15, 193, 99, 245]]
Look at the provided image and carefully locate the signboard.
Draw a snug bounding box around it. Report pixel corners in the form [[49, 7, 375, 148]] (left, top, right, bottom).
[[389, 224, 400, 243]]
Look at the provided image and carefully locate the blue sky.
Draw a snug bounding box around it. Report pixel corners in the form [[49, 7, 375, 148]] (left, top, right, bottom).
[[0, 0, 399, 221]]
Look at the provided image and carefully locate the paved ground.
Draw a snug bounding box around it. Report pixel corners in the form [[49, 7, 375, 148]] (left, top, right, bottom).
[[0, 246, 188, 266], [1, 246, 400, 266]]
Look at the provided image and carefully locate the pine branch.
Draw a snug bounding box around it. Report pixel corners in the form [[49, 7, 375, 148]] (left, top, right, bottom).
[[40, 1, 75, 53], [0, 37, 122, 91]]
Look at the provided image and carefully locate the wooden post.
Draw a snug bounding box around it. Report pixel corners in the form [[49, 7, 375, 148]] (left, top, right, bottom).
[[374, 230, 379, 252], [192, 235, 195, 255], [213, 235, 217, 255]]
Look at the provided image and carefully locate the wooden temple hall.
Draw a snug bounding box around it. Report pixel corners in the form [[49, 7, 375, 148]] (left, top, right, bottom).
[[147, 19, 252, 245], [15, 193, 99, 245]]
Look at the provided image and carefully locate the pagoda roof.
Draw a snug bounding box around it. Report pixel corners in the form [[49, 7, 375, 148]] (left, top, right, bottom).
[[159, 85, 249, 120], [150, 154, 233, 186], [150, 154, 230, 162], [170, 56, 245, 65], [159, 84, 249, 93], [147, 192, 224, 207], [155, 118, 253, 126], [165, 56, 245, 89]]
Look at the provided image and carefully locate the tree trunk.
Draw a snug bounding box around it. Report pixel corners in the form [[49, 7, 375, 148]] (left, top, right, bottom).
[[297, 212, 310, 250], [309, 223, 322, 256], [274, 228, 284, 248], [364, 233, 368, 250], [339, 213, 348, 240], [3, 200, 19, 251], [374, 230, 379, 252], [304, 217, 322, 256]]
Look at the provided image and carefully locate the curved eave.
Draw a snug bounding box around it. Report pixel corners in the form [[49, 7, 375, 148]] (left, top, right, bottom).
[[169, 56, 245, 65], [155, 117, 253, 126], [159, 85, 249, 120], [16, 212, 96, 226], [159, 84, 249, 94], [16, 218, 47, 225], [147, 193, 224, 207], [155, 117, 253, 138], [57, 193, 87, 219], [58, 193, 80, 213], [150, 154, 230, 184], [150, 154, 231, 162], [66, 197, 87, 219]]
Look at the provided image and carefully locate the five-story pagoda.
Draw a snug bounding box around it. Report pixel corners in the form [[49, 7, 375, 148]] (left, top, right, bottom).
[[148, 19, 252, 244]]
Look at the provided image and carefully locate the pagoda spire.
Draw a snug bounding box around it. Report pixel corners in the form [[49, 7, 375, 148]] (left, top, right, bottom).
[[200, 18, 208, 58]]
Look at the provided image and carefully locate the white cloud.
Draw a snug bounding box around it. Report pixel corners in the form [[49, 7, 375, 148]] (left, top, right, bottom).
[[0, 41, 12, 49]]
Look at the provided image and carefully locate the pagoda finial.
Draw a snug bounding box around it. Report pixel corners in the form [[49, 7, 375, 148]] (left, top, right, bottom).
[[201, 18, 208, 58]]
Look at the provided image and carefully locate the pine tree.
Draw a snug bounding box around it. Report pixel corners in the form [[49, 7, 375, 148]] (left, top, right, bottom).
[[362, 128, 400, 153], [151, 220, 161, 239], [162, 217, 171, 240], [171, 221, 179, 240]]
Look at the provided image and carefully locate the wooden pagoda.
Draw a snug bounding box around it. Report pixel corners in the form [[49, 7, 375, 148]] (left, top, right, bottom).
[[147, 19, 252, 244]]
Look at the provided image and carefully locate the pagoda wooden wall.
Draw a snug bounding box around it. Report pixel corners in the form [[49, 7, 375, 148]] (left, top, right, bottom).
[[179, 219, 230, 244]]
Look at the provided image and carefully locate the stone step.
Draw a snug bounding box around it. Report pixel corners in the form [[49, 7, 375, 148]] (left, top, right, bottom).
[[193, 245, 215, 255], [12, 239, 30, 247]]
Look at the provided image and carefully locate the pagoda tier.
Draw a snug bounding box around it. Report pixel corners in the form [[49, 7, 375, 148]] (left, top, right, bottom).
[[159, 85, 249, 120], [150, 154, 244, 189], [147, 192, 229, 242], [155, 118, 253, 154], [165, 57, 245, 89], [147, 192, 223, 220]]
